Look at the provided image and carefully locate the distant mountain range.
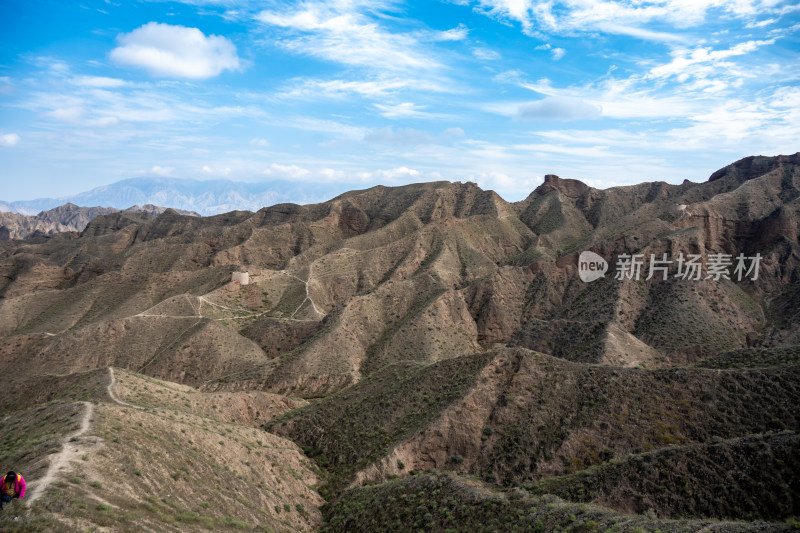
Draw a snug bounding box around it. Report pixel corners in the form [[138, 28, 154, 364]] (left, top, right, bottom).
[[0, 203, 200, 240], [0, 177, 355, 217]]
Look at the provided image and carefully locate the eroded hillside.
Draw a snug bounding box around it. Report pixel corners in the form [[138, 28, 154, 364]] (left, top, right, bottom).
[[1, 153, 799, 530]]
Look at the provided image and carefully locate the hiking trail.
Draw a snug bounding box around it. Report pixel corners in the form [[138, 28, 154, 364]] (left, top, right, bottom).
[[27, 368, 143, 505], [107, 367, 144, 410], [26, 401, 95, 504]]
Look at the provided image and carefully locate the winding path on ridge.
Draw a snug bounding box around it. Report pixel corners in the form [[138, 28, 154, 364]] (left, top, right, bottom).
[[107, 367, 144, 410], [26, 401, 95, 504], [27, 368, 141, 505]]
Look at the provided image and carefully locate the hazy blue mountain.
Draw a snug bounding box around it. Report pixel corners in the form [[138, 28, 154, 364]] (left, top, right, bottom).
[[0, 177, 356, 216]]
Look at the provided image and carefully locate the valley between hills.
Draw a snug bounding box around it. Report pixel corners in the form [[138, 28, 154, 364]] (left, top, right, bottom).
[[1, 153, 799, 532]]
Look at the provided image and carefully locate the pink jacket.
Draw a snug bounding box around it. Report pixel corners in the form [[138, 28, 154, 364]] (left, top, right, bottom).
[[1, 474, 25, 499]]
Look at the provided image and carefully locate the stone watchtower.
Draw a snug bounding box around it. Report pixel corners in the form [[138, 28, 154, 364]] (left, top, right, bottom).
[[232, 271, 249, 285]]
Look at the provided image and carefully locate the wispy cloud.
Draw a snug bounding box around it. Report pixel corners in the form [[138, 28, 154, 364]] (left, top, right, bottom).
[[648, 39, 776, 83], [275, 76, 450, 99], [534, 43, 566, 60], [428, 23, 470, 41], [72, 76, 128, 88], [249, 137, 270, 148], [467, 0, 795, 40], [255, 2, 439, 73], [374, 102, 443, 119], [286, 116, 366, 140], [473, 47, 501, 61], [517, 96, 601, 121], [263, 163, 311, 179], [363, 126, 435, 145]]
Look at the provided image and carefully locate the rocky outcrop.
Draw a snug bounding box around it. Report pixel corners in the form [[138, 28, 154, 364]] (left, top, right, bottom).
[[532, 174, 591, 198], [708, 152, 800, 183]]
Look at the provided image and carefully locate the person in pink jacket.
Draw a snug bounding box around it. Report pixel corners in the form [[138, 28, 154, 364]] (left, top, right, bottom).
[[0, 471, 25, 509]]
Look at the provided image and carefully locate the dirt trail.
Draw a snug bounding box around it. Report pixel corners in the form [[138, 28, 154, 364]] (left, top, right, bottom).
[[26, 401, 95, 504], [281, 270, 324, 318], [27, 368, 142, 505], [106, 367, 144, 410]]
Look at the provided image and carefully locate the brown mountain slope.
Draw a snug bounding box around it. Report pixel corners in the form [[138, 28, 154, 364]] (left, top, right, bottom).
[[1, 155, 799, 394], [1, 154, 799, 531], [0, 367, 322, 532], [269, 348, 799, 495]]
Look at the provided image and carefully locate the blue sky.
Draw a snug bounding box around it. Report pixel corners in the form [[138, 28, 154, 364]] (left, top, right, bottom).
[[1, 0, 798, 203]]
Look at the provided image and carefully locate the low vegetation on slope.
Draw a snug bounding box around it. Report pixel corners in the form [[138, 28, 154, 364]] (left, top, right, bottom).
[[267, 346, 800, 524], [267, 352, 495, 494], [474, 350, 800, 486], [530, 431, 800, 521], [0, 402, 86, 495], [696, 346, 800, 369], [323, 473, 794, 533]]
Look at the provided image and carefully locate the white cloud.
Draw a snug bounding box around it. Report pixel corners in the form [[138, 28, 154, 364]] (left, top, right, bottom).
[[517, 96, 601, 120], [595, 23, 684, 42], [517, 86, 800, 159], [513, 142, 613, 159], [73, 76, 128, 88], [149, 165, 174, 176], [443, 127, 466, 138], [263, 163, 311, 179], [256, 3, 439, 73], [648, 39, 776, 82], [473, 0, 538, 35], [0, 133, 20, 147], [430, 23, 470, 41], [288, 116, 366, 140], [534, 42, 566, 59], [250, 137, 270, 147], [47, 106, 85, 122], [374, 102, 430, 118], [363, 126, 435, 145], [466, 0, 791, 40], [110, 22, 240, 79], [352, 166, 423, 183], [466, 170, 542, 197], [319, 168, 347, 180], [88, 116, 120, 127], [375, 166, 421, 179], [0, 77, 14, 94], [201, 165, 232, 175], [276, 76, 449, 99], [473, 47, 501, 60]]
